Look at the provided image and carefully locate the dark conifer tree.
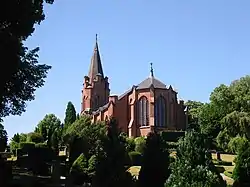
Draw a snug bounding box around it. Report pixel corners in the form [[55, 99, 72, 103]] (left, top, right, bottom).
[[64, 101, 77, 130], [92, 118, 134, 187], [138, 132, 170, 187]]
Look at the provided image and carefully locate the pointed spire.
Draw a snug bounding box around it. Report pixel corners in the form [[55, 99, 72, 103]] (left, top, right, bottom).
[[150, 62, 154, 77], [88, 34, 104, 81]]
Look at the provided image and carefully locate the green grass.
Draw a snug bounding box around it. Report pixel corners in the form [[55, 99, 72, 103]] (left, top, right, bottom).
[[211, 153, 236, 185], [7, 155, 17, 161], [127, 166, 141, 177], [127, 152, 237, 186]]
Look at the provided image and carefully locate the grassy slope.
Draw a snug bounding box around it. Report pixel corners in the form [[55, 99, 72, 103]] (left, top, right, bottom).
[[128, 153, 236, 185]]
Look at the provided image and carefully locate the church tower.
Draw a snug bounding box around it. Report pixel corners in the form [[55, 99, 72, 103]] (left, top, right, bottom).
[[81, 35, 110, 114]]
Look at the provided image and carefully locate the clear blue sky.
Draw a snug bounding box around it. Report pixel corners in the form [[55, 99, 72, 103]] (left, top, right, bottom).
[[3, 0, 250, 139]]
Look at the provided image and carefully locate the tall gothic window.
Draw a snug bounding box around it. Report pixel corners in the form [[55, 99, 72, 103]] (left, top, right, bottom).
[[138, 96, 149, 126], [155, 96, 166, 127]]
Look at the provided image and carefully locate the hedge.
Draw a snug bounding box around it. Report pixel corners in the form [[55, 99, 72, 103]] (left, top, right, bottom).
[[18, 142, 35, 154], [166, 142, 179, 149], [224, 170, 233, 178], [128, 151, 142, 166], [161, 131, 185, 142], [213, 159, 233, 166]]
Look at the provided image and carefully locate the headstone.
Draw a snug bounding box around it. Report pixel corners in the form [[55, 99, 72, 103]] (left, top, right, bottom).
[[51, 160, 61, 185], [0, 155, 12, 186], [216, 151, 221, 161]]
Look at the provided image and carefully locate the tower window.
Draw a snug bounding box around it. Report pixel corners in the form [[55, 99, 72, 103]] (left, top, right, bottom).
[[138, 96, 149, 126]]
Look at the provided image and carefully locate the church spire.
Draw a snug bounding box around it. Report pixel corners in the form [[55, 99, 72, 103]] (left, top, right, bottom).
[[88, 34, 104, 81], [150, 62, 154, 77]]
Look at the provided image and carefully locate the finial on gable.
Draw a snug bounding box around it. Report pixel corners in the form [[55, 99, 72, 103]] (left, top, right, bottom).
[[150, 62, 154, 77]]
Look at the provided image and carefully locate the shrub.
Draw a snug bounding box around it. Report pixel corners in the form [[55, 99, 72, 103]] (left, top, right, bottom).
[[26, 132, 44, 143], [126, 137, 135, 152], [88, 155, 97, 177], [10, 141, 19, 156], [224, 170, 233, 178], [58, 155, 67, 163], [216, 130, 231, 152], [160, 131, 185, 142], [19, 142, 35, 153], [29, 146, 55, 175], [233, 141, 250, 184], [166, 142, 178, 149], [139, 132, 170, 187], [228, 136, 248, 154], [35, 142, 47, 148], [128, 151, 142, 166], [134, 137, 146, 154], [169, 156, 175, 164], [70, 153, 89, 185]]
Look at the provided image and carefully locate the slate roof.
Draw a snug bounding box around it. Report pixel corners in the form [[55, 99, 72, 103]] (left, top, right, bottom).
[[136, 76, 166, 90], [92, 102, 111, 115], [118, 86, 137, 100], [88, 38, 104, 80]]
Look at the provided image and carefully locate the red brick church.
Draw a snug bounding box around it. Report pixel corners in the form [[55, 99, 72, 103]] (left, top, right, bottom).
[[81, 36, 188, 137]]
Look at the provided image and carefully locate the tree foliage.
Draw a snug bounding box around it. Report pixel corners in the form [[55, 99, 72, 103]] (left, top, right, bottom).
[[185, 100, 204, 125], [0, 123, 7, 152], [134, 136, 146, 154], [138, 132, 170, 187], [92, 118, 134, 187], [199, 75, 250, 150], [63, 115, 107, 161], [12, 133, 20, 143], [64, 101, 77, 130], [0, 0, 54, 119], [233, 141, 250, 185], [27, 132, 44, 144], [35, 114, 62, 148], [166, 130, 226, 187], [70, 153, 89, 185]]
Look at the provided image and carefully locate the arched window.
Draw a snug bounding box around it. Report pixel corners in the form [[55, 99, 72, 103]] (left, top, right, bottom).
[[155, 96, 166, 127], [138, 96, 149, 126]]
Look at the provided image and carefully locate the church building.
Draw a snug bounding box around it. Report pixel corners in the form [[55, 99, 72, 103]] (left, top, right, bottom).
[[81, 36, 188, 137]]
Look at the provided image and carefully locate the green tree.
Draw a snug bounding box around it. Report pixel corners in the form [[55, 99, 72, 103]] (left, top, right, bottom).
[[51, 129, 59, 153], [92, 118, 134, 187], [12, 133, 20, 143], [134, 136, 146, 154], [0, 0, 54, 119], [165, 130, 226, 187], [228, 136, 249, 154], [63, 115, 107, 162], [0, 123, 7, 152], [185, 100, 204, 126], [138, 132, 170, 187], [76, 113, 80, 120], [10, 133, 27, 153], [64, 101, 77, 130], [199, 75, 250, 150], [27, 132, 44, 143], [35, 114, 62, 147], [233, 141, 250, 186], [70, 153, 89, 185], [19, 133, 28, 142]]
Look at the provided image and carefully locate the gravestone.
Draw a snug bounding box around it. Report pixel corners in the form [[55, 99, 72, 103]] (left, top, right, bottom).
[[216, 151, 221, 161], [51, 160, 61, 185]]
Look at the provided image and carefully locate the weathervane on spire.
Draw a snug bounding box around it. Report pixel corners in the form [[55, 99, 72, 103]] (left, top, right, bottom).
[[150, 62, 154, 77], [95, 34, 98, 43]]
